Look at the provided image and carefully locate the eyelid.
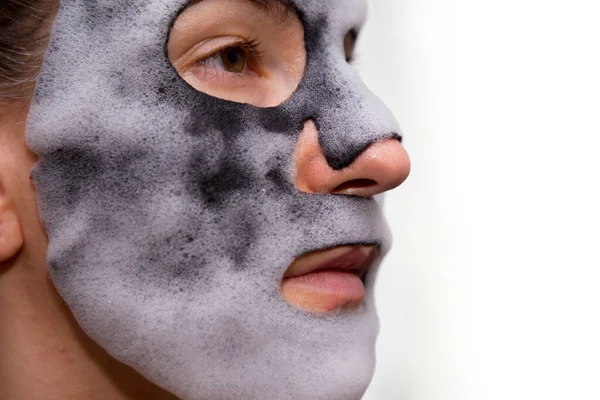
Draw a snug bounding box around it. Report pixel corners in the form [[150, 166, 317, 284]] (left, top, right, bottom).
[[174, 36, 264, 71]]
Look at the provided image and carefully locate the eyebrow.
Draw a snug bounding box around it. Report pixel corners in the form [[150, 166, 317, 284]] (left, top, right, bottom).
[[186, 0, 293, 22], [250, 0, 293, 22]]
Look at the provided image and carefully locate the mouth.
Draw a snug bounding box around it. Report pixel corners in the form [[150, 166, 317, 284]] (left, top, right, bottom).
[[280, 245, 378, 314]]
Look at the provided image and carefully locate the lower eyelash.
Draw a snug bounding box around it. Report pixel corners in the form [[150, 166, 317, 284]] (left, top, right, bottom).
[[190, 61, 257, 83]]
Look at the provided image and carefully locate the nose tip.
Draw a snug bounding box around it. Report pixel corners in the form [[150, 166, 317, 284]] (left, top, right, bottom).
[[295, 120, 411, 197]]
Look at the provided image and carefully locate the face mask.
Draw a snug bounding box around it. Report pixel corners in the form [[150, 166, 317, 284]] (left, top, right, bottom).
[[26, 0, 401, 398]]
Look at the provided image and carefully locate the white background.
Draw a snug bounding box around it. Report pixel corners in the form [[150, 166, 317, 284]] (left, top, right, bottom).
[[358, 0, 600, 399]]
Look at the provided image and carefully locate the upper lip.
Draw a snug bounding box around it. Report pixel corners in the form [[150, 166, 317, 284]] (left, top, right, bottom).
[[283, 245, 378, 281]]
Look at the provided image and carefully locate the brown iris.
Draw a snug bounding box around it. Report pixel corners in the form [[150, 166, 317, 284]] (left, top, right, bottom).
[[221, 47, 246, 72]]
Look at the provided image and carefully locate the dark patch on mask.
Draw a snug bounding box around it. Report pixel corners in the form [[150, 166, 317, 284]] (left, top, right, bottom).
[[37, 145, 150, 215], [282, 191, 329, 225], [211, 105, 246, 137], [104, 151, 149, 200], [48, 258, 61, 274], [284, 195, 308, 223], [81, 3, 116, 30], [187, 151, 252, 207], [185, 100, 248, 138], [228, 209, 259, 269], [258, 105, 298, 134], [108, 70, 128, 98], [265, 168, 290, 192], [302, 14, 329, 55], [135, 231, 209, 292], [264, 152, 293, 193], [38, 147, 103, 209], [46, 238, 89, 278], [321, 133, 372, 171], [326, 131, 402, 171]]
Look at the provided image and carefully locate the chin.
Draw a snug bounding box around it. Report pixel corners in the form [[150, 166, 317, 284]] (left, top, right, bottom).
[[160, 313, 379, 400]]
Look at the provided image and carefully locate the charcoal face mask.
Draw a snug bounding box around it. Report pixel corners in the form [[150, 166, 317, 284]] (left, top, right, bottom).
[[26, 0, 402, 399]]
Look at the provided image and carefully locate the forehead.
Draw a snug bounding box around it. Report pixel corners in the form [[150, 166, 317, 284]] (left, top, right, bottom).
[[80, 0, 368, 35]]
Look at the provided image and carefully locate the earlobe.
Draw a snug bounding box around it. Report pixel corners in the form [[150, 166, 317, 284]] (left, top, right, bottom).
[[0, 195, 23, 262]]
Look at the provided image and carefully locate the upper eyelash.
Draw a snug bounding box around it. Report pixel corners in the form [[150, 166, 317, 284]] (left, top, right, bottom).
[[347, 51, 359, 64], [199, 36, 265, 65], [235, 35, 265, 62]]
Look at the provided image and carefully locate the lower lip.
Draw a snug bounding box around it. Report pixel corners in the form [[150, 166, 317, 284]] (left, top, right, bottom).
[[281, 270, 365, 313]]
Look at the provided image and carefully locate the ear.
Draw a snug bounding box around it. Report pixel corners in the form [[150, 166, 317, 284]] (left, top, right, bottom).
[[0, 185, 23, 262]]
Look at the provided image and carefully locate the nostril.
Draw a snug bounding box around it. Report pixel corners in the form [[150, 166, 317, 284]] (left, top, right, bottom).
[[332, 179, 378, 194]]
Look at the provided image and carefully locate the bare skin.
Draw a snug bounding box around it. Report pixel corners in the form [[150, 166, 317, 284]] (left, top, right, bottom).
[[0, 0, 410, 398]]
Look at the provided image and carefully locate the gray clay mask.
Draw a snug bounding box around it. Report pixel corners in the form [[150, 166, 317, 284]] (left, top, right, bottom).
[[26, 0, 402, 399]]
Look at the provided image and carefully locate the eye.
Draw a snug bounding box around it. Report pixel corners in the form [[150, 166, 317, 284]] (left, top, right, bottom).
[[198, 38, 264, 76], [167, 0, 306, 108], [344, 30, 357, 63], [220, 47, 246, 73]]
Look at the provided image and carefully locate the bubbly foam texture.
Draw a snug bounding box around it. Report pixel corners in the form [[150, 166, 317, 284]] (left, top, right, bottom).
[[26, 0, 401, 398]]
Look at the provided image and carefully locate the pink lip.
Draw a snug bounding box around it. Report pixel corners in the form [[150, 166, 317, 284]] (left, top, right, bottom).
[[281, 246, 378, 313]]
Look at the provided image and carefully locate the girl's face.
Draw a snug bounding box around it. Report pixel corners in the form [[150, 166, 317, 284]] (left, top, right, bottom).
[[26, 0, 410, 399]]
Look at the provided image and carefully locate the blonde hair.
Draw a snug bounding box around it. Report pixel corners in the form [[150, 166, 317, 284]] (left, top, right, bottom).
[[0, 0, 58, 109]]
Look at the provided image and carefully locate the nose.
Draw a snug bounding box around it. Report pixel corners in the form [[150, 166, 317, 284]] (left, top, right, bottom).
[[295, 120, 411, 197]]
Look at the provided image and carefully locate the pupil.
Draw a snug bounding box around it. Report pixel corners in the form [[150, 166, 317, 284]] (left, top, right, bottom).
[[227, 50, 240, 64]]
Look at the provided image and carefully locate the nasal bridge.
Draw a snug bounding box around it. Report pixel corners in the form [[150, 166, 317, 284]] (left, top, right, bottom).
[[285, 21, 402, 170], [301, 54, 401, 170]]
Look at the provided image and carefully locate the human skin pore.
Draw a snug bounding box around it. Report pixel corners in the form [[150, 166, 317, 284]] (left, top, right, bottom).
[[0, 0, 410, 399]]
